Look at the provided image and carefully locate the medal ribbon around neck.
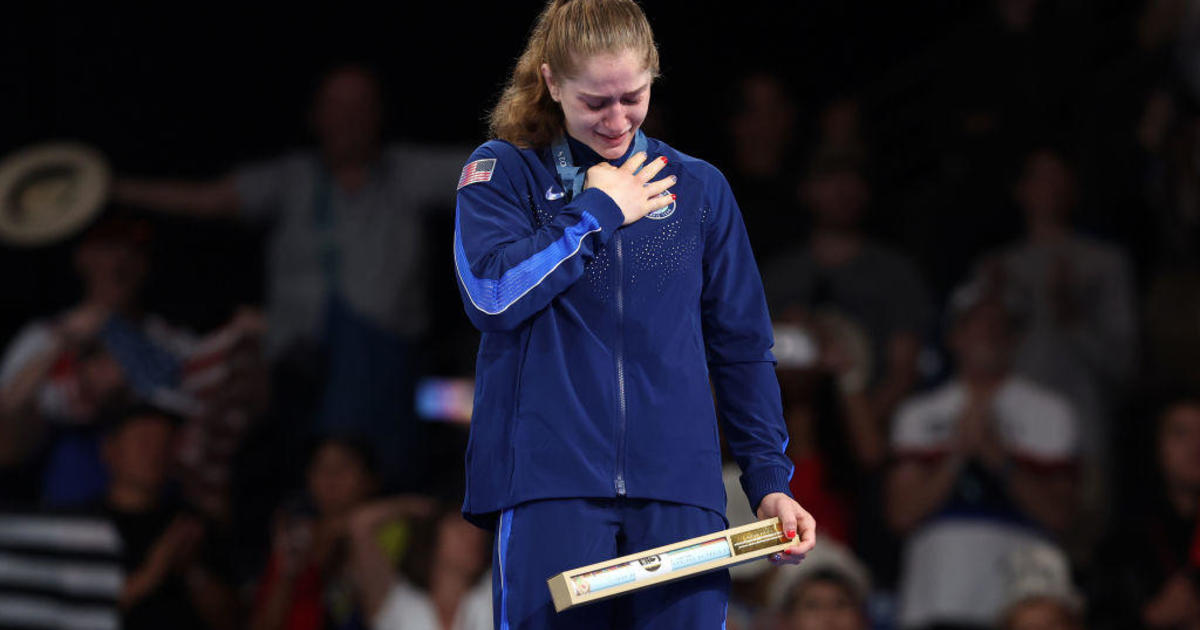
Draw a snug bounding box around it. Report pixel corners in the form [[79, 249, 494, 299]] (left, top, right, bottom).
[[551, 130, 648, 201]]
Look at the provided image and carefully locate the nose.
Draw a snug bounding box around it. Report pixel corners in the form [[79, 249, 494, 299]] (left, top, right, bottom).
[[601, 103, 628, 129]]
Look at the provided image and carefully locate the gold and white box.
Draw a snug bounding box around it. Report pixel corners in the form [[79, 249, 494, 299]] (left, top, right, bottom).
[[547, 517, 797, 612]]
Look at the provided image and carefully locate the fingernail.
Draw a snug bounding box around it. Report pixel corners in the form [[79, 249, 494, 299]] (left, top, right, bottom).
[[661, 157, 669, 164], [785, 548, 793, 555], [786, 530, 796, 539], [669, 175, 677, 183], [670, 194, 677, 200]]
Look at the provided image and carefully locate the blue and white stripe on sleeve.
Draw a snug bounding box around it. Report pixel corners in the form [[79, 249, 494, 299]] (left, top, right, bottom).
[[453, 211, 603, 315]]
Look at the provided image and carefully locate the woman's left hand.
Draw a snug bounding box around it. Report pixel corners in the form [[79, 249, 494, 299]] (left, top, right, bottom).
[[756, 492, 816, 565]]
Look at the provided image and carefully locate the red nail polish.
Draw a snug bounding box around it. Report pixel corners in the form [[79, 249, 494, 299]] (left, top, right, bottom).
[[784, 548, 793, 555], [786, 530, 796, 538], [670, 194, 677, 200], [662, 157, 668, 164]]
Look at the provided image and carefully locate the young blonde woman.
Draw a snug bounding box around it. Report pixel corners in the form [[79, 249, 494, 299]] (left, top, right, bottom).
[[452, 1, 816, 627]]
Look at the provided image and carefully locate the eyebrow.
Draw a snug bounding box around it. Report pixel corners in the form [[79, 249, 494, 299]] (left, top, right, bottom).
[[579, 83, 650, 101]]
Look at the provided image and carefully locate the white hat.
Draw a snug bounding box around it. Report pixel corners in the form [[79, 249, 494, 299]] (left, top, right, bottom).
[[0, 142, 111, 246], [999, 543, 1083, 616]]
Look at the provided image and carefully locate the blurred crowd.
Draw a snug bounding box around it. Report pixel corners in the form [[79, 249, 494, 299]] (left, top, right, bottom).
[[3, 1, 1200, 629]]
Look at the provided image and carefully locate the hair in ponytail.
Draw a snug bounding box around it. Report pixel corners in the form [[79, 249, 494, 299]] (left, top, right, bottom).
[[489, 0, 659, 149]]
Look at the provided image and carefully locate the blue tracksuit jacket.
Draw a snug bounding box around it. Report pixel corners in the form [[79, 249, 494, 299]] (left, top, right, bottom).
[[453, 130, 793, 527]]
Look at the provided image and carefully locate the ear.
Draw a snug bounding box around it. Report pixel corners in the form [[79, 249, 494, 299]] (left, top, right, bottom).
[[541, 63, 561, 103]]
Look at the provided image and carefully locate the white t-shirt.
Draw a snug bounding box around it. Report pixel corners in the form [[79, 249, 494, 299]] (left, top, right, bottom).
[[890, 377, 1078, 629], [233, 144, 469, 357], [372, 574, 492, 630], [891, 376, 1078, 463]]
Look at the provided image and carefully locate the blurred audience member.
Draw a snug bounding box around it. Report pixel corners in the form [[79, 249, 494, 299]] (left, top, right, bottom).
[[1144, 269, 1200, 395], [775, 313, 886, 546], [996, 545, 1084, 630], [251, 436, 386, 630], [1136, 88, 1200, 268], [1137, 0, 1200, 100], [765, 151, 933, 438], [1138, 87, 1200, 395], [975, 147, 1137, 522], [815, 97, 867, 162], [349, 502, 489, 630], [777, 570, 869, 630], [114, 65, 468, 487], [724, 71, 805, 263], [767, 540, 872, 630], [886, 284, 1080, 630], [0, 218, 144, 507], [1178, 3, 1200, 105], [0, 215, 257, 509], [101, 403, 239, 630], [1089, 398, 1200, 630]]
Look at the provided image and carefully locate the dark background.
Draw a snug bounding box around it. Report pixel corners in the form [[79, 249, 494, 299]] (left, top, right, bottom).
[[0, 0, 1159, 350]]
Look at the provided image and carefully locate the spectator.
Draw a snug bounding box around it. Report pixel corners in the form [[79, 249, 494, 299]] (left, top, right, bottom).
[[886, 284, 1080, 630], [1138, 88, 1200, 394], [996, 545, 1084, 630], [724, 71, 805, 263], [113, 65, 469, 487], [100, 402, 239, 630], [1088, 398, 1200, 630], [1144, 268, 1200, 396], [0, 217, 144, 507], [975, 147, 1138, 524], [251, 436, 385, 630], [0, 215, 256, 509], [348, 501, 490, 630], [768, 541, 873, 630], [765, 151, 933, 449], [815, 97, 867, 163], [1134, 87, 1200, 269], [777, 570, 869, 630], [774, 314, 886, 546]]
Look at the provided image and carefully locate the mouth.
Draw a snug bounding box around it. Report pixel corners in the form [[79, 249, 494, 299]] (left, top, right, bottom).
[[594, 129, 630, 147]]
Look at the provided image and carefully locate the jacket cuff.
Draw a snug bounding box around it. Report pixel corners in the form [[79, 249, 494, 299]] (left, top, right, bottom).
[[740, 466, 794, 514], [574, 188, 625, 238]]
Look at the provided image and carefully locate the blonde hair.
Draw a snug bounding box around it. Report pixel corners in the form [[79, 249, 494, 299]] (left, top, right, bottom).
[[489, 0, 660, 149]]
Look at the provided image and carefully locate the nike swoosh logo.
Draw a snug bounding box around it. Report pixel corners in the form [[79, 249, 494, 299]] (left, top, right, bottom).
[[545, 187, 564, 201]]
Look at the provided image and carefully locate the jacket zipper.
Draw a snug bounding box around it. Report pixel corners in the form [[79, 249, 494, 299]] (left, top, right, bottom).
[[614, 231, 628, 496]]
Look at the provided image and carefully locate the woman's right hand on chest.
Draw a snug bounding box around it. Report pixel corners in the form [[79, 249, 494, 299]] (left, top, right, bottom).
[[584, 153, 676, 226]]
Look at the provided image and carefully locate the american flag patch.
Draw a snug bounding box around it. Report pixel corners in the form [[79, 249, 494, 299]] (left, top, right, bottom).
[[458, 158, 497, 189]]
